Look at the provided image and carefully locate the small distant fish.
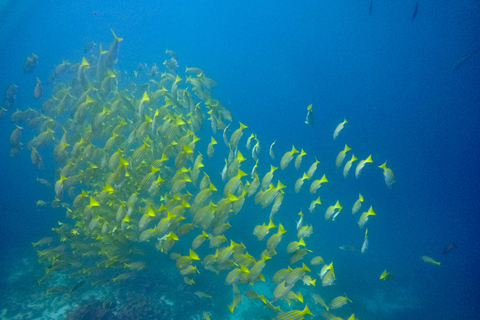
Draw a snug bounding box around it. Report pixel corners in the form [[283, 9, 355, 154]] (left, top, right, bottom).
[[185, 66, 204, 75], [412, 0, 419, 21], [269, 140, 276, 159], [361, 229, 369, 254], [421, 255, 440, 266], [380, 269, 394, 280], [194, 291, 212, 299], [37, 177, 52, 187], [451, 50, 477, 72], [443, 243, 457, 254], [369, 0, 373, 15], [66, 280, 85, 298], [305, 104, 314, 127], [34, 77, 42, 99], [339, 245, 361, 253], [379, 161, 396, 188], [333, 118, 347, 140], [36, 200, 47, 206], [23, 53, 38, 73]]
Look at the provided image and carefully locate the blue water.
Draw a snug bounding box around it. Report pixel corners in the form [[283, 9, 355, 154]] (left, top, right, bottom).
[[0, 1, 479, 319]]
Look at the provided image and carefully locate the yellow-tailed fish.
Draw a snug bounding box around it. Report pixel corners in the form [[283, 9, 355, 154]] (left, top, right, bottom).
[[308, 197, 321, 213], [261, 165, 278, 191], [272, 280, 293, 301], [209, 234, 227, 248], [294, 149, 307, 169], [223, 169, 247, 197], [380, 269, 394, 280], [343, 154, 357, 178], [333, 118, 347, 140], [246, 133, 255, 150], [421, 256, 441, 266], [285, 263, 310, 286], [311, 293, 329, 310], [306, 158, 319, 179], [379, 161, 396, 188], [253, 220, 276, 241], [296, 211, 304, 231], [267, 224, 286, 252], [310, 256, 324, 265], [229, 122, 247, 149], [322, 269, 336, 286], [273, 266, 292, 284], [325, 201, 342, 220], [192, 231, 209, 250], [329, 295, 352, 310], [123, 261, 146, 271], [361, 229, 369, 254], [297, 225, 313, 239], [207, 137, 216, 158], [352, 194, 363, 214], [305, 104, 314, 127], [176, 249, 200, 270], [247, 175, 260, 198], [180, 265, 198, 275], [223, 123, 230, 146], [269, 140, 276, 159], [302, 275, 316, 286], [139, 227, 157, 242], [269, 191, 284, 220], [309, 174, 328, 194], [335, 144, 351, 167], [295, 173, 309, 193], [288, 248, 312, 264], [286, 237, 306, 253], [355, 155, 373, 178], [286, 291, 303, 303], [280, 145, 299, 170], [358, 206, 376, 228], [260, 180, 286, 209], [217, 240, 242, 264], [319, 262, 333, 278], [247, 254, 270, 283], [228, 290, 243, 313], [274, 304, 313, 320]]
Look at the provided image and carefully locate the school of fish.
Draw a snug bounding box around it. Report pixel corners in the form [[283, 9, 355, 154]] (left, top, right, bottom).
[[2, 30, 406, 320]]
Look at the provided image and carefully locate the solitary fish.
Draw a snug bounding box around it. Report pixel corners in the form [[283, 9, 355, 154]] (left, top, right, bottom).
[[305, 104, 314, 127], [412, 0, 419, 21], [380, 269, 394, 280], [452, 50, 477, 72], [421, 255, 441, 266], [443, 243, 457, 254]]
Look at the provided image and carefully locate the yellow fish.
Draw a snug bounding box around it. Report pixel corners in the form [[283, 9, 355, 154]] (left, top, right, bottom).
[[422, 256, 441, 266]]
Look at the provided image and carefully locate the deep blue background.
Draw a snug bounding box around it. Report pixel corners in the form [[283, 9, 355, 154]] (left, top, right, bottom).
[[1, 1, 479, 319]]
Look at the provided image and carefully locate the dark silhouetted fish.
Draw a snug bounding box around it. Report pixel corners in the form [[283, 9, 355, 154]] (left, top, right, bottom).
[[67, 280, 86, 298], [412, 0, 419, 21], [443, 243, 457, 254]]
